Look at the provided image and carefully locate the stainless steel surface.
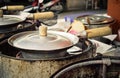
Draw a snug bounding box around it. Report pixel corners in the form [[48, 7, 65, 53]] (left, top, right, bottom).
[[0, 21, 34, 33], [76, 14, 114, 25], [8, 31, 79, 51], [0, 15, 25, 26]]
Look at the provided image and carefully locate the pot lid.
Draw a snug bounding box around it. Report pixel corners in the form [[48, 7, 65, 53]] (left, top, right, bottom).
[[0, 15, 24, 26], [8, 30, 79, 51], [76, 14, 114, 25]]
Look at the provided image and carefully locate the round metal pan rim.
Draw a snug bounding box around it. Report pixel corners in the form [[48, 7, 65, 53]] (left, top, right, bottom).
[[8, 31, 79, 52], [0, 15, 25, 27], [76, 14, 114, 25]]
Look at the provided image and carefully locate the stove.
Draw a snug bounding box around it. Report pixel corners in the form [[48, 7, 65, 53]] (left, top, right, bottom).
[[0, 38, 96, 78], [0, 37, 95, 60]]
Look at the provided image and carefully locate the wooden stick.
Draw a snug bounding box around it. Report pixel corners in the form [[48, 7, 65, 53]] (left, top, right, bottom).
[[86, 26, 112, 38], [39, 25, 47, 36], [7, 5, 24, 11]]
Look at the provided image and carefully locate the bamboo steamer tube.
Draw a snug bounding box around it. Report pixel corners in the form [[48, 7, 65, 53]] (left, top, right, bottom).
[[86, 26, 112, 38], [33, 12, 54, 20], [7, 5, 24, 11]]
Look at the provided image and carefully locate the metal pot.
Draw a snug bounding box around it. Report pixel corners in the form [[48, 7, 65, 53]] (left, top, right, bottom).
[[8, 30, 79, 58], [23, 7, 58, 26], [8, 28, 94, 59]]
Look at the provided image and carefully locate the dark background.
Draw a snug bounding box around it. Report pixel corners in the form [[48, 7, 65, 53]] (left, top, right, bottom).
[[0, 0, 107, 10], [0, 0, 66, 7]]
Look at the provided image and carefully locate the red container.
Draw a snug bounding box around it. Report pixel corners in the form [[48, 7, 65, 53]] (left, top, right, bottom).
[[107, 0, 120, 41]]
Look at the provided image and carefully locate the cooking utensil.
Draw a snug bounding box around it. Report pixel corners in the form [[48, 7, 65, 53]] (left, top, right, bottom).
[[23, 7, 58, 26], [0, 39, 95, 78], [1, 5, 24, 11], [86, 26, 112, 38], [8, 25, 81, 58], [8, 30, 79, 51], [0, 15, 25, 27], [0, 21, 35, 33], [0, 11, 54, 28], [76, 14, 114, 25], [67, 21, 112, 40], [8, 25, 95, 59]]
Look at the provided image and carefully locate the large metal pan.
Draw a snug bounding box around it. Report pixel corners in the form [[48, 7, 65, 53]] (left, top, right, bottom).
[[7, 30, 80, 59], [0, 11, 54, 28], [0, 21, 35, 33], [76, 14, 114, 25], [76, 14, 114, 26], [0, 15, 25, 28], [8, 31, 79, 51]]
